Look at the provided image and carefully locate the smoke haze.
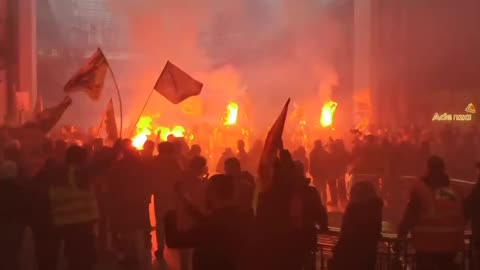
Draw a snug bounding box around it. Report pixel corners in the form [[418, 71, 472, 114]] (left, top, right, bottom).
[[104, 0, 344, 128]]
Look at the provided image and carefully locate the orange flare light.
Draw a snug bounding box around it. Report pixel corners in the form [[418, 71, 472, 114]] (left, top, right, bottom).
[[320, 101, 338, 128], [156, 125, 186, 141], [132, 116, 153, 150], [223, 102, 239, 126], [131, 116, 187, 149]]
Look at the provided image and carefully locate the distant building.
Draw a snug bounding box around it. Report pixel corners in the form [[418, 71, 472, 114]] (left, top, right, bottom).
[[0, 0, 36, 124], [41, 0, 128, 51], [332, 0, 480, 127], [36, 0, 131, 109]]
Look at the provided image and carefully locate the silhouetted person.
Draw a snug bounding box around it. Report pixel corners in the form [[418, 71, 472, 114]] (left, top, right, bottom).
[[292, 146, 308, 174], [224, 157, 254, 214], [351, 135, 381, 175], [309, 140, 331, 204], [350, 135, 382, 199], [92, 138, 104, 153], [330, 181, 383, 270], [256, 150, 307, 270], [167, 134, 176, 142], [49, 145, 99, 270], [236, 140, 249, 170], [185, 144, 202, 169], [190, 144, 202, 158], [0, 160, 28, 270], [108, 143, 151, 269], [331, 140, 349, 203], [165, 174, 251, 270], [175, 138, 191, 169], [399, 156, 464, 270], [216, 148, 235, 173], [30, 141, 63, 270], [151, 142, 183, 261], [292, 161, 329, 270], [90, 146, 115, 257], [173, 156, 209, 270], [142, 140, 155, 159]]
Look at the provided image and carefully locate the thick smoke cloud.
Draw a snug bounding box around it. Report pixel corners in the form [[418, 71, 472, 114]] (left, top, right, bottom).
[[105, 0, 344, 128]]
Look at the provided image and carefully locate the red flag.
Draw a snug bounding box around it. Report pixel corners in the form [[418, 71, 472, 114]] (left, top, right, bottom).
[[104, 98, 118, 142], [24, 96, 72, 133], [154, 61, 203, 104], [64, 48, 108, 100], [257, 98, 291, 191]]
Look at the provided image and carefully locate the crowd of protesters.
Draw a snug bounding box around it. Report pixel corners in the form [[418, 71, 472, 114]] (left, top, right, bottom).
[[0, 123, 480, 270]]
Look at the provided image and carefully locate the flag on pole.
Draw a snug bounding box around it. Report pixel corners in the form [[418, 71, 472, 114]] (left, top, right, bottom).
[[64, 48, 109, 100], [257, 98, 291, 192], [154, 61, 203, 104], [24, 96, 73, 133], [104, 98, 118, 142]]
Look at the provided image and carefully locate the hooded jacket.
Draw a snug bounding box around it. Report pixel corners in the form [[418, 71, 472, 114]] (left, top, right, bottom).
[[331, 196, 383, 270]]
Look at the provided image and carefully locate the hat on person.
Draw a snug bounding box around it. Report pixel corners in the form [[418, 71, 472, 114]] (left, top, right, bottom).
[[0, 160, 18, 180]]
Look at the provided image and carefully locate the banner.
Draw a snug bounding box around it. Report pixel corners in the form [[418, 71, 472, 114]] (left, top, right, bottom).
[[64, 48, 108, 100], [154, 61, 203, 104]]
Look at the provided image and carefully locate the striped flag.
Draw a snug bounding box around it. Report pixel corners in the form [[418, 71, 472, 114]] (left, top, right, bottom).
[[154, 61, 203, 104], [257, 98, 290, 192], [64, 48, 109, 100]]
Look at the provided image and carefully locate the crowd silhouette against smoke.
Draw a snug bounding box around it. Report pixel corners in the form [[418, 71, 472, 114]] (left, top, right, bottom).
[[3, 0, 480, 270]]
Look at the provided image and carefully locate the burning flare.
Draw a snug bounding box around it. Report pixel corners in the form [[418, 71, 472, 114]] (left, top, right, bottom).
[[132, 116, 153, 150], [131, 116, 187, 150], [223, 102, 239, 126], [156, 125, 186, 141], [320, 101, 338, 128]]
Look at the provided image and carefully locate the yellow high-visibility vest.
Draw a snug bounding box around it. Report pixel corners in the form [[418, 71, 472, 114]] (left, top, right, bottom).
[[49, 167, 99, 226]]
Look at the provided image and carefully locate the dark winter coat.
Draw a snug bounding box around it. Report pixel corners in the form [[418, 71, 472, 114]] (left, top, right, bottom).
[[330, 197, 383, 270]]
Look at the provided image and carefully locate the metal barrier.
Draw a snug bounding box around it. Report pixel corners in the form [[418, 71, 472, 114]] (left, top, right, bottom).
[[317, 230, 472, 270], [319, 174, 476, 270]]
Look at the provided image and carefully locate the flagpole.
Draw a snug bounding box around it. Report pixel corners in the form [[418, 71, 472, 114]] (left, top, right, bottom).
[[106, 65, 123, 138], [129, 88, 154, 137]]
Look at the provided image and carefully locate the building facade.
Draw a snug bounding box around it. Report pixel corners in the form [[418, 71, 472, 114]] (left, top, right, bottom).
[[371, 0, 480, 127], [0, 0, 36, 125]]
